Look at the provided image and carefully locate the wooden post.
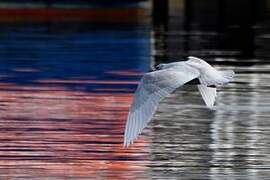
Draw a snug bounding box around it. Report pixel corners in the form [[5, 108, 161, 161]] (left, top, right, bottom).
[[217, 0, 226, 33], [151, 0, 169, 65], [184, 0, 192, 32], [218, 0, 256, 58], [184, 0, 192, 55], [152, 0, 169, 26], [46, 0, 52, 8]]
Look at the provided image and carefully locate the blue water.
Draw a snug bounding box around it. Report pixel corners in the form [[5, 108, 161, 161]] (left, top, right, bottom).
[[0, 22, 149, 91]]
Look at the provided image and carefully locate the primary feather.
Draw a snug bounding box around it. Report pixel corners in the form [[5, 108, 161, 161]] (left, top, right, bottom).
[[123, 56, 234, 147]]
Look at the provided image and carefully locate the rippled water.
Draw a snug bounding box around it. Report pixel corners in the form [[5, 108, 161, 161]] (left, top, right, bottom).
[[150, 65, 270, 179], [0, 6, 270, 180]]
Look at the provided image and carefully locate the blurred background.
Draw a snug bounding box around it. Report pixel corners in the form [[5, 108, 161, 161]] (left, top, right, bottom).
[[0, 0, 270, 179]]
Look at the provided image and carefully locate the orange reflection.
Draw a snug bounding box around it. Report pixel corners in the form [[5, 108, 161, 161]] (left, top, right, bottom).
[[0, 80, 149, 179]]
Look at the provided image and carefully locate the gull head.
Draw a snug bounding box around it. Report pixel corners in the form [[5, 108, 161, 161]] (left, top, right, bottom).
[[156, 63, 166, 70]]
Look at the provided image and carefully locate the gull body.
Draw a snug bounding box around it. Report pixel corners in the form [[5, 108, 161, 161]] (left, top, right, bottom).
[[123, 56, 235, 147]]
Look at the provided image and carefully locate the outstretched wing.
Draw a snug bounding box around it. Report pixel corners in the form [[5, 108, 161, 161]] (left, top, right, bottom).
[[124, 64, 200, 147], [197, 85, 217, 109]]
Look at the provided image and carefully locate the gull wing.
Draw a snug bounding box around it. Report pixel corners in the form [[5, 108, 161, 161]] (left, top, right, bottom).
[[124, 64, 200, 147], [197, 85, 217, 109]]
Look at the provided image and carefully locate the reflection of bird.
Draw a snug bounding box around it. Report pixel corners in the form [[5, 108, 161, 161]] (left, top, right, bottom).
[[123, 56, 235, 147]]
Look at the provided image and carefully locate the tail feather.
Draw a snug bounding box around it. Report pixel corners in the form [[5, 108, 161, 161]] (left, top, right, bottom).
[[219, 70, 235, 83]]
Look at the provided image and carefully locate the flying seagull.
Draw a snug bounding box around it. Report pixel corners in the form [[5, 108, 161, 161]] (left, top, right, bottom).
[[123, 56, 235, 147]]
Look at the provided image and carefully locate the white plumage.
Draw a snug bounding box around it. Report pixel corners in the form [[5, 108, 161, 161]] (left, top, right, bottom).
[[123, 56, 235, 147]]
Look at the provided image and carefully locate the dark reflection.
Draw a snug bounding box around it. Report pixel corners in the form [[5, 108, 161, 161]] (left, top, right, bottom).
[[149, 0, 270, 179], [152, 0, 270, 64]]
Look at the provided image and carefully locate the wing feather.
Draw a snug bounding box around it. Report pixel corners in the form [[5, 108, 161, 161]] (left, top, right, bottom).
[[124, 64, 200, 147], [197, 85, 217, 108]]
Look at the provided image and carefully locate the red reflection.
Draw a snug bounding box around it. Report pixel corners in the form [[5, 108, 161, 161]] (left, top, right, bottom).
[[0, 80, 149, 179], [0, 8, 148, 23], [12, 68, 40, 73]]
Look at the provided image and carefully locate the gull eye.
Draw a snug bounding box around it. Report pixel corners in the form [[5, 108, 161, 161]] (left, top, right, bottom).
[[156, 64, 163, 70]]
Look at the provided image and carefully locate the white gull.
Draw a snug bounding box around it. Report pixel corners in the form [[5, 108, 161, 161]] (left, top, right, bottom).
[[123, 56, 235, 147]]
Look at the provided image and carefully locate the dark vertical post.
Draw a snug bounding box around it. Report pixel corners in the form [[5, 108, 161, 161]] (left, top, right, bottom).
[[152, 0, 169, 65], [239, 0, 255, 58], [217, 0, 226, 33], [255, 0, 267, 21], [184, 0, 192, 32], [152, 0, 169, 27], [46, 0, 52, 8], [184, 0, 192, 56], [216, 0, 226, 51], [221, 0, 256, 58]]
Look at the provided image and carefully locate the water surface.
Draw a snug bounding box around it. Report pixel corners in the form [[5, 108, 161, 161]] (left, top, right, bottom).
[[0, 7, 270, 180]]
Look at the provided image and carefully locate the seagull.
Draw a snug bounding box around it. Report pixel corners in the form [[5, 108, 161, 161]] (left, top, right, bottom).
[[123, 56, 235, 147]]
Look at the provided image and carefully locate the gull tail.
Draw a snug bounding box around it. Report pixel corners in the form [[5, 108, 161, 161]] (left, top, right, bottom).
[[219, 70, 235, 84]]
